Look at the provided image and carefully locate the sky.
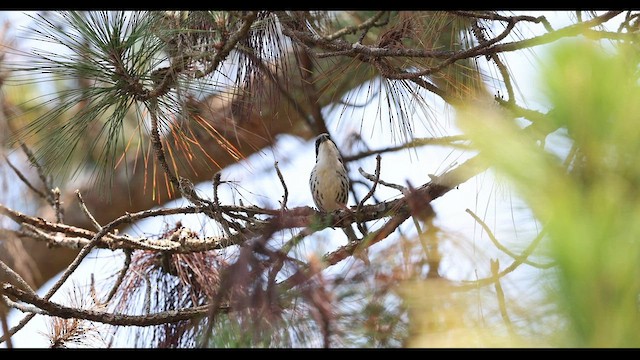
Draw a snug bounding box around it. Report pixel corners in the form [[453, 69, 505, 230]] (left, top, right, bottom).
[[0, 11, 603, 348]]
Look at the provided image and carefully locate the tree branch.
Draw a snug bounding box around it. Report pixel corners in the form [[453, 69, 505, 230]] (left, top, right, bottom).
[[466, 208, 554, 269], [343, 135, 467, 162], [490, 11, 623, 54], [1, 282, 227, 327], [456, 229, 549, 291], [323, 11, 388, 41]]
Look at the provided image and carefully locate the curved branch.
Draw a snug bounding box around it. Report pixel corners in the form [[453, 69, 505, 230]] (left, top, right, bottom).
[[1, 198, 147, 343], [451, 11, 553, 32], [323, 11, 388, 41], [456, 229, 549, 291], [465, 208, 554, 269], [103, 249, 131, 304], [1, 283, 224, 327], [274, 161, 288, 209], [148, 99, 178, 188], [343, 135, 468, 162], [491, 11, 623, 53], [357, 154, 381, 209], [376, 18, 518, 81], [286, 11, 624, 85], [0, 260, 35, 296]]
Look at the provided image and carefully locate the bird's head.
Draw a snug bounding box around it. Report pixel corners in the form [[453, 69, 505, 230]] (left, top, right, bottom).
[[314, 133, 341, 163]]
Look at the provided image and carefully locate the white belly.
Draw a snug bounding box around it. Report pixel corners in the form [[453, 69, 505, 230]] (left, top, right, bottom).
[[310, 165, 348, 212]]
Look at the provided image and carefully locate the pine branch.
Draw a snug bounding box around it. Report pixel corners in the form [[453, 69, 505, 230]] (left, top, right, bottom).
[[1, 282, 225, 327]]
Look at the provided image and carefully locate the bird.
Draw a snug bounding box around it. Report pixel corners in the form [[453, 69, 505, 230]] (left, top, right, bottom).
[[310, 133, 349, 213], [309, 133, 369, 265], [178, 176, 203, 205]]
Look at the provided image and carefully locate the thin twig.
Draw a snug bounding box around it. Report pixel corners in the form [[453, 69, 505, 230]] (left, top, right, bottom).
[[281, 226, 318, 256], [212, 173, 222, 206], [3, 156, 48, 200], [75, 190, 101, 231], [358, 167, 405, 192], [0, 297, 12, 348], [148, 99, 178, 188], [357, 154, 381, 210], [2, 295, 47, 316], [562, 143, 579, 170], [465, 208, 554, 269], [457, 230, 549, 291], [354, 155, 381, 239], [142, 270, 151, 314], [451, 11, 554, 32], [274, 161, 288, 210], [51, 187, 63, 224], [491, 55, 515, 104], [343, 135, 467, 162], [617, 11, 640, 33], [471, 21, 515, 104], [19, 142, 51, 197], [323, 11, 387, 41], [0, 259, 36, 295], [491, 259, 513, 330], [495, 98, 549, 125], [104, 249, 132, 304], [206, 175, 236, 239], [18, 142, 64, 222], [179, 176, 238, 238], [89, 273, 101, 307]]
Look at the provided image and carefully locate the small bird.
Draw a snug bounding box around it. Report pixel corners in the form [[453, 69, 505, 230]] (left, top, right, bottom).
[[178, 176, 202, 205], [309, 133, 369, 265], [309, 133, 350, 213]]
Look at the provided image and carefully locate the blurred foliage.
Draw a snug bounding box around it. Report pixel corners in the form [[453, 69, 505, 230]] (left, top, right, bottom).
[[444, 39, 640, 347]]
